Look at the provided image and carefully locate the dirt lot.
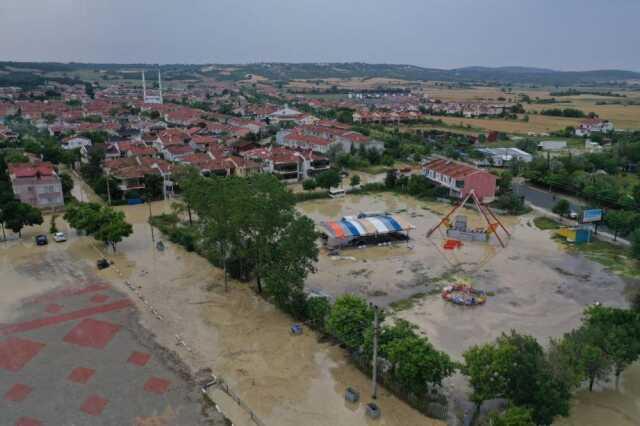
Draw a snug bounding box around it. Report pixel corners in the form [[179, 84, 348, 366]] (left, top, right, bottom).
[[298, 192, 640, 425], [0, 231, 226, 425], [19, 200, 435, 426]]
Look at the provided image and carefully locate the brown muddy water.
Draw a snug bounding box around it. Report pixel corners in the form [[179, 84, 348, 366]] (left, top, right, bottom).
[[297, 193, 640, 425], [0, 199, 436, 426], [2, 185, 638, 425]]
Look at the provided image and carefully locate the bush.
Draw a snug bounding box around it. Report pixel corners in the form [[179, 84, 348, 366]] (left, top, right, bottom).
[[169, 227, 198, 252], [494, 193, 529, 215], [631, 228, 640, 260], [326, 295, 375, 349], [302, 179, 317, 191], [305, 297, 331, 331]]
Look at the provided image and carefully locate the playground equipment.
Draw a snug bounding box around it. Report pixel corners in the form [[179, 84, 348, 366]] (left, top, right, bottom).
[[441, 283, 487, 306], [558, 226, 593, 244], [427, 189, 510, 249]]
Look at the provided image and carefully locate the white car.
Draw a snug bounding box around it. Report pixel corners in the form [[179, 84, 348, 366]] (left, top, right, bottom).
[[53, 232, 67, 243]]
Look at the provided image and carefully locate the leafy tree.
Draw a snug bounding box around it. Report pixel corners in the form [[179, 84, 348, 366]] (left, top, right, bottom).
[[583, 305, 640, 382], [4, 150, 29, 164], [315, 169, 342, 190], [463, 331, 571, 425], [182, 174, 245, 291], [488, 406, 535, 426], [631, 228, 640, 260], [263, 215, 318, 316], [64, 202, 132, 251], [385, 169, 397, 188], [497, 172, 513, 196], [2, 201, 44, 237], [305, 297, 331, 331], [49, 214, 58, 234], [552, 199, 571, 217], [302, 178, 317, 191], [93, 209, 133, 252], [60, 172, 74, 199], [549, 325, 612, 392], [336, 109, 353, 124], [142, 174, 164, 201], [350, 174, 361, 187], [494, 193, 527, 215], [383, 332, 456, 392], [605, 210, 638, 241], [327, 295, 375, 349], [244, 174, 297, 293], [84, 82, 95, 99]]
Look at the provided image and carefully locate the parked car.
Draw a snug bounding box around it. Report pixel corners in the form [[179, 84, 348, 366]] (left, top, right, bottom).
[[569, 211, 578, 220], [35, 235, 48, 246], [53, 232, 67, 242]]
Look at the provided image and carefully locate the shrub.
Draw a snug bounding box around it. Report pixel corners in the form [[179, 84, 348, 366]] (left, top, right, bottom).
[[326, 295, 374, 349], [302, 179, 317, 191], [305, 297, 331, 331]]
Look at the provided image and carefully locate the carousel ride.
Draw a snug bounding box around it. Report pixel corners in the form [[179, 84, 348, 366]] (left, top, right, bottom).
[[426, 190, 511, 307]]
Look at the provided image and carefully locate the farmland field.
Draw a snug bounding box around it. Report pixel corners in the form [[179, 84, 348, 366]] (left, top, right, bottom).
[[418, 113, 581, 134], [524, 95, 640, 130]]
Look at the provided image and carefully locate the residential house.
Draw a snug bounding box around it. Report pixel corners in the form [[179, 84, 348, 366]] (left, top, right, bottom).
[[537, 140, 567, 151], [423, 157, 497, 203], [575, 118, 614, 137], [475, 148, 533, 167], [61, 135, 92, 151], [8, 162, 64, 209]]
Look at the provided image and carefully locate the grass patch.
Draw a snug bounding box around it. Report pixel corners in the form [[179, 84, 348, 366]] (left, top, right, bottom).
[[566, 239, 640, 280], [390, 292, 428, 311], [534, 216, 561, 230]]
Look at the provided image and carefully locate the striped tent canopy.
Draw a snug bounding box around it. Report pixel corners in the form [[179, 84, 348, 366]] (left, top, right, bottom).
[[320, 214, 415, 240]]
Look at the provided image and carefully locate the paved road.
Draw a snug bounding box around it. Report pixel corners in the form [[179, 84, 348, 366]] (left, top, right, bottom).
[[512, 182, 585, 214], [512, 182, 619, 238]]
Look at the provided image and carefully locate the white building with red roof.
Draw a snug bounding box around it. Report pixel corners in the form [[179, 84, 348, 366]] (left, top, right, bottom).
[[8, 162, 64, 209], [423, 157, 497, 203], [242, 147, 329, 181], [575, 118, 614, 137]]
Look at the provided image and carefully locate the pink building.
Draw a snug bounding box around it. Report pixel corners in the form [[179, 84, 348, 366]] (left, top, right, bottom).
[[8, 162, 64, 209], [423, 158, 497, 203]]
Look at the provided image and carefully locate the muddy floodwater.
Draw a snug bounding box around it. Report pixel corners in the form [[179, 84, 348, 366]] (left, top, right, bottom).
[[2, 183, 639, 425], [0, 197, 438, 426], [297, 192, 640, 425]]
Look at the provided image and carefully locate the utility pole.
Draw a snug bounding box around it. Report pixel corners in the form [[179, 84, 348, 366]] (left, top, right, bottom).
[[371, 304, 381, 400], [105, 170, 112, 206], [147, 199, 155, 243]]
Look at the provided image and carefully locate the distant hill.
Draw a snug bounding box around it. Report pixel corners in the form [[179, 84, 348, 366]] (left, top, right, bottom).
[[1, 61, 639, 87], [233, 63, 640, 85]]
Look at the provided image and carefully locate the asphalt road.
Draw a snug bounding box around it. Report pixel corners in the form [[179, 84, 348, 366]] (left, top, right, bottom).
[[512, 182, 614, 235]]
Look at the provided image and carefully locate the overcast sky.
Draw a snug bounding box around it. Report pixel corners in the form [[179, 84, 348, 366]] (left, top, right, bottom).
[[1, 0, 639, 71]]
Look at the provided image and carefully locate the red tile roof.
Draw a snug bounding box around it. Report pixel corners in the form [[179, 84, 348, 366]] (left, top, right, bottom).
[[8, 162, 56, 178], [424, 158, 487, 179]]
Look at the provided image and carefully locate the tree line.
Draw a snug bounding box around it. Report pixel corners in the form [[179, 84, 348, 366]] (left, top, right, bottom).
[[165, 168, 319, 313]]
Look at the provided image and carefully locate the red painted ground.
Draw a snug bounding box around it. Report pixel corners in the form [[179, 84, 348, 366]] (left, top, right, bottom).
[[68, 367, 96, 384], [27, 283, 111, 304], [144, 377, 171, 395], [80, 394, 109, 416], [63, 318, 121, 349], [0, 299, 132, 336], [44, 303, 63, 314], [0, 337, 46, 372], [128, 351, 151, 367], [15, 417, 42, 426], [4, 384, 32, 402], [90, 294, 110, 304]]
